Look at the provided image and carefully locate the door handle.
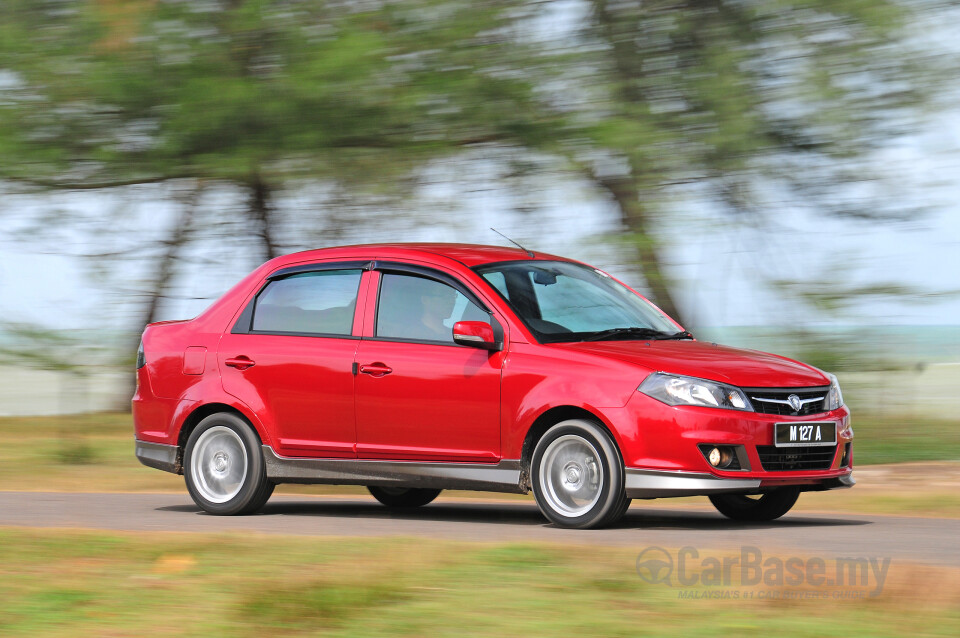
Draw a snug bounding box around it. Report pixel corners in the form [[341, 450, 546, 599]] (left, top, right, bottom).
[[358, 362, 392, 377], [224, 356, 256, 370]]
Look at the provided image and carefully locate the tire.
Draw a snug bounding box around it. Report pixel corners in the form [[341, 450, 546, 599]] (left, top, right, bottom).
[[531, 419, 627, 529], [608, 493, 633, 526], [708, 487, 800, 522], [184, 412, 274, 515], [367, 486, 441, 508]]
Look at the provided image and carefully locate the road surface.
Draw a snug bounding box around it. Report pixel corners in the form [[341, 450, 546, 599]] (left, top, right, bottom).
[[1, 491, 957, 566]]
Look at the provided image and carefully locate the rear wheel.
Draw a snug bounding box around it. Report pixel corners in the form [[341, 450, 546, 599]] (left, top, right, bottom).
[[708, 487, 800, 522], [367, 486, 441, 508], [184, 412, 274, 515], [531, 419, 626, 529]]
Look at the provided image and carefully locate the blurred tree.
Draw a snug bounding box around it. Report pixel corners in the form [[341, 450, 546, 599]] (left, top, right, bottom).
[[0, 0, 546, 406], [503, 0, 943, 326], [0, 0, 947, 335], [0, 0, 541, 257], [0, 0, 542, 347]]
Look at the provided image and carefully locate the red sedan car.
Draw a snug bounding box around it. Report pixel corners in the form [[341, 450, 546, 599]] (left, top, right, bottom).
[[133, 243, 853, 528]]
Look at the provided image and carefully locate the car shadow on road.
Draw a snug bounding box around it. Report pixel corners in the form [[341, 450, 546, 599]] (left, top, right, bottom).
[[158, 499, 871, 531]]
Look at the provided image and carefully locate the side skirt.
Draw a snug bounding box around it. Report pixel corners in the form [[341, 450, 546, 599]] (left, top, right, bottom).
[[262, 445, 526, 494]]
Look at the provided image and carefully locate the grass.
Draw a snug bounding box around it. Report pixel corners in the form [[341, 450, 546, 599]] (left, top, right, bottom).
[[796, 479, 960, 518], [0, 413, 184, 493], [0, 528, 958, 637], [841, 409, 960, 465]]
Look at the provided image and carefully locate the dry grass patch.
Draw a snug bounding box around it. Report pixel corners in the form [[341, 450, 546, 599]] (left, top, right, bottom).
[[1, 529, 959, 637]]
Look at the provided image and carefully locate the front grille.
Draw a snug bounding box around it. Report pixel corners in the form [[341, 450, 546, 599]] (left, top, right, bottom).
[[745, 387, 830, 416], [757, 445, 837, 471]]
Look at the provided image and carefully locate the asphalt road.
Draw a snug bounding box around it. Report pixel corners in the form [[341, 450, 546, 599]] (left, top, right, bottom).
[[2, 491, 958, 566]]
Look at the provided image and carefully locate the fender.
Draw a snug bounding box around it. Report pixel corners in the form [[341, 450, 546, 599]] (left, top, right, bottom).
[[173, 382, 275, 449], [500, 343, 646, 458]]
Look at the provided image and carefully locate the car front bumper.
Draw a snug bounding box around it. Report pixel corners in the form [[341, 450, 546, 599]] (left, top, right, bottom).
[[624, 466, 855, 499], [608, 392, 855, 496]]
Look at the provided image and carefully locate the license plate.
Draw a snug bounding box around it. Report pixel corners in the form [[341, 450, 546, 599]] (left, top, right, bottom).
[[774, 422, 837, 447]]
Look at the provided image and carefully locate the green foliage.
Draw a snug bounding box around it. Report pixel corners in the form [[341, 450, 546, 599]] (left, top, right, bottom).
[[4, 0, 921, 201], [0, 0, 946, 326], [0, 0, 540, 190], [534, 0, 931, 209]]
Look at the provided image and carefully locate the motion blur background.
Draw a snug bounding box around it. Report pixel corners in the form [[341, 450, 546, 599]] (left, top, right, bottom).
[[0, 0, 958, 419], [3, 4, 960, 635]]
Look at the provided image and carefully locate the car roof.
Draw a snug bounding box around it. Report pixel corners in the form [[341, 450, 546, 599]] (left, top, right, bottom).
[[278, 243, 570, 268]]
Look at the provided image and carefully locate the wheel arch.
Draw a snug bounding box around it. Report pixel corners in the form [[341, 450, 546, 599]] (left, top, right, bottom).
[[175, 403, 265, 473], [519, 405, 624, 491]]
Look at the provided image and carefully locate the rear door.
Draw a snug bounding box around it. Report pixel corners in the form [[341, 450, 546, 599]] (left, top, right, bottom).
[[353, 266, 504, 462], [219, 263, 367, 458]]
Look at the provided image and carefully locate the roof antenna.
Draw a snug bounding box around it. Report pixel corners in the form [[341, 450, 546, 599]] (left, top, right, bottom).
[[490, 228, 535, 258]]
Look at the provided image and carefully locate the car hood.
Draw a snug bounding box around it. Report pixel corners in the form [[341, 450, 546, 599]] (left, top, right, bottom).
[[553, 340, 829, 388]]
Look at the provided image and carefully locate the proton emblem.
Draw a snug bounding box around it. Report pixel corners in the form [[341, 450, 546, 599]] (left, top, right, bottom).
[[788, 394, 802, 411]]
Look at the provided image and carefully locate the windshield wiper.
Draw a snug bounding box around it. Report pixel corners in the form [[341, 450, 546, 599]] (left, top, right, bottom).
[[581, 328, 695, 342], [581, 327, 671, 342]]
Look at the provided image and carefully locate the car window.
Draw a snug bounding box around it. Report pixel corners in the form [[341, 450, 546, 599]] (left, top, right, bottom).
[[482, 271, 509, 300], [376, 273, 488, 343], [253, 269, 362, 335], [534, 273, 638, 332]]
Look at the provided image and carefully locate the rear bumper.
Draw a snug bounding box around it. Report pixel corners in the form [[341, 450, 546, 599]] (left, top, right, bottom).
[[135, 439, 180, 474], [625, 467, 855, 499]]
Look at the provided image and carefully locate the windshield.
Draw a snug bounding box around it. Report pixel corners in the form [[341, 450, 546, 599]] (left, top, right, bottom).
[[474, 260, 682, 343]]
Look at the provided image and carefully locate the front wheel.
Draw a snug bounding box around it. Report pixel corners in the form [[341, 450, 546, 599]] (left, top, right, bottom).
[[367, 486, 441, 508], [708, 487, 800, 522], [184, 412, 274, 515], [531, 419, 627, 529]]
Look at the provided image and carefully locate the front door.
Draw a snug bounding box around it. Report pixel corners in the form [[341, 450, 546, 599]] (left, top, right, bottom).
[[354, 271, 502, 462]]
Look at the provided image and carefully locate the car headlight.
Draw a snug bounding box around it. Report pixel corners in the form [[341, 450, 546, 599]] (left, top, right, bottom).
[[824, 373, 844, 410], [639, 373, 752, 411]]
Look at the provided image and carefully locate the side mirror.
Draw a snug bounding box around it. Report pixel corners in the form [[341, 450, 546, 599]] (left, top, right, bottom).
[[452, 321, 502, 351]]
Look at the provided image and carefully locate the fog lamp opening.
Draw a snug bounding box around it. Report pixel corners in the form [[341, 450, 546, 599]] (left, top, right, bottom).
[[699, 444, 740, 470]]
